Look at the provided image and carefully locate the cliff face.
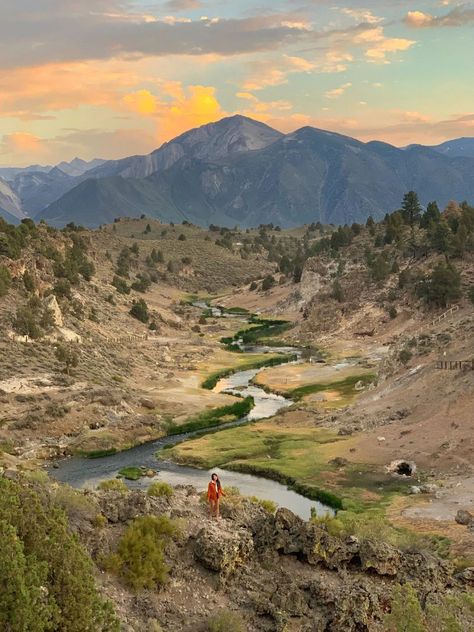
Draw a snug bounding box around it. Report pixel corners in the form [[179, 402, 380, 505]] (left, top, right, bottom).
[[64, 482, 472, 632]]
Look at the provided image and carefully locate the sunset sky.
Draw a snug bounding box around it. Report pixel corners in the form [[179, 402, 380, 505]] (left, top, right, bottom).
[[1, 0, 473, 166]]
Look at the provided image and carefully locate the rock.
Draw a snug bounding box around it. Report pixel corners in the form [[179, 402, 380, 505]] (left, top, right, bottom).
[[329, 457, 349, 467], [409, 486, 422, 494], [141, 398, 156, 410], [455, 509, 473, 526], [97, 490, 151, 523], [359, 540, 401, 576], [419, 483, 438, 494], [338, 426, 353, 436], [456, 567, 474, 586], [194, 523, 253, 574], [43, 294, 64, 327], [386, 459, 417, 476]]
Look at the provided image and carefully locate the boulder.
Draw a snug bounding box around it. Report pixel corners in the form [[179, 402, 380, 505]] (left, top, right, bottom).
[[140, 398, 156, 410], [97, 490, 151, 523], [359, 540, 401, 576], [456, 567, 474, 586], [194, 523, 253, 574], [455, 509, 473, 526]]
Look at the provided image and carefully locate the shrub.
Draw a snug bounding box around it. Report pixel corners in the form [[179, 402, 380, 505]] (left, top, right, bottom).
[[55, 343, 79, 375], [417, 263, 461, 308], [12, 302, 43, 339], [207, 610, 246, 632], [384, 583, 425, 632], [147, 482, 174, 498], [22, 271, 35, 293], [249, 281, 258, 291], [0, 477, 119, 631], [130, 299, 149, 323], [53, 486, 98, 522], [178, 233, 186, 241], [261, 274, 275, 291], [112, 275, 130, 294], [399, 349, 412, 366], [388, 305, 398, 319], [249, 497, 277, 514], [0, 264, 11, 297], [110, 516, 177, 591], [97, 479, 128, 493], [131, 274, 151, 293]]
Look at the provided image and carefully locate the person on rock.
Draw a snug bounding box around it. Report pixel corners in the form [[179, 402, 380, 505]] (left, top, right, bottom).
[[207, 472, 225, 519]]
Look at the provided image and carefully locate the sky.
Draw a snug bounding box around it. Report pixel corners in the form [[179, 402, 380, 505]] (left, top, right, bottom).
[[0, 0, 473, 166]]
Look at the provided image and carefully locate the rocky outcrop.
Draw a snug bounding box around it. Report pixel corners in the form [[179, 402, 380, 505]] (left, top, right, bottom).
[[194, 523, 253, 574], [60, 484, 470, 632]]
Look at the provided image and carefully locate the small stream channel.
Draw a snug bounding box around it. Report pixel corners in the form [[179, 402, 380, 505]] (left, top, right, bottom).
[[50, 304, 334, 520]]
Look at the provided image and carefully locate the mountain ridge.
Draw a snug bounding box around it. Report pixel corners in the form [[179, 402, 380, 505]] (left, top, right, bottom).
[[39, 121, 474, 228]]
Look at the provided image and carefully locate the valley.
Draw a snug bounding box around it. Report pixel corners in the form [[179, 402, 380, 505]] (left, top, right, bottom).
[[1, 205, 473, 631]]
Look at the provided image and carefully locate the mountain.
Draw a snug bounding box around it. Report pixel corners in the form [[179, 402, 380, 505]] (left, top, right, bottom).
[[55, 157, 106, 177], [39, 124, 474, 228], [0, 164, 52, 181], [429, 137, 474, 159], [12, 168, 77, 216], [0, 177, 26, 223], [86, 115, 283, 180]]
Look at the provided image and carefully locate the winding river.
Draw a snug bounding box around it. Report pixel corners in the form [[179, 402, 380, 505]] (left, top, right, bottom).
[[50, 306, 333, 520]]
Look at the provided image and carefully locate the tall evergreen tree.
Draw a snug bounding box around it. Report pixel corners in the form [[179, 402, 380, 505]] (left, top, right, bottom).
[[401, 191, 422, 227]]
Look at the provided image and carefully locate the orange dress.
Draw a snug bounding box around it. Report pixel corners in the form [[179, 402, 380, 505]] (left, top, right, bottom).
[[207, 481, 224, 502]]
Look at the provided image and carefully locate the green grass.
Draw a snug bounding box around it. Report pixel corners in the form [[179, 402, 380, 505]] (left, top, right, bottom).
[[167, 420, 415, 513], [118, 466, 144, 481], [165, 396, 255, 435], [202, 354, 297, 390], [223, 315, 293, 346], [287, 373, 376, 401]]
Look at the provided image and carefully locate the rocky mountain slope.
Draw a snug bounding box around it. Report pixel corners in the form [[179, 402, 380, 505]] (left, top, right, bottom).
[[3, 116, 474, 228], [39, 121, 474, 228]]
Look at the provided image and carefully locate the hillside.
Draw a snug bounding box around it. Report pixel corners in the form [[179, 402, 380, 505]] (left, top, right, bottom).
[[39, 122, 474, 228], [1, 198, 473, 631]]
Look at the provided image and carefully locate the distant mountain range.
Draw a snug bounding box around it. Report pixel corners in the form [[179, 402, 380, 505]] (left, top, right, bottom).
[[2, 117, 474, 228]]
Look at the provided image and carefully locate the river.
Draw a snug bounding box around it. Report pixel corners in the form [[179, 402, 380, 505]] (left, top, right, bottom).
[[50, 306, 334, 520]]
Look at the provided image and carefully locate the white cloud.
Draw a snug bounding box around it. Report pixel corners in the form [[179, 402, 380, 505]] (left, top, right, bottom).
[[325, 82, 352, 99]]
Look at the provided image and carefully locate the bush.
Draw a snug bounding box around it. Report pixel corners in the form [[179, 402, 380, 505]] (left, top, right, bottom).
[[97, 479, 128, 493], [384, 583, 425, 632], [130, 299, 149, 323], [0, 264, 11, 297], [417, 263, 461, 308], [388, 305, 398, 319], [147, 482, 174, 498], [55, 343, 79, 374], [109, 516, 177, 591], [0, 477, 119, 631], [399, 349, 412, 366], [207, 610, 245, 632], [261, 274, 275, 291], [249, 497, 277, 514], [249, 281, 258, 291], [112, 275, 130, 294]]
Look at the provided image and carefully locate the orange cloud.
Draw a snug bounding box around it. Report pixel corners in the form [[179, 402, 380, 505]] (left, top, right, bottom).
[[2, 132, 42, 154], [158, 85, 225, 140], [0, 60, 145, 119], [123, 89, 158, 115]]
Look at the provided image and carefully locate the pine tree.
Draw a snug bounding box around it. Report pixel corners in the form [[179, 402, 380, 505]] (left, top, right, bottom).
[[401, 191, 422, 227]]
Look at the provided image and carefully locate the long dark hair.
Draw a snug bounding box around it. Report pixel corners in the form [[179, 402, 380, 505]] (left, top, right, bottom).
[[211, 472, 221, 491]]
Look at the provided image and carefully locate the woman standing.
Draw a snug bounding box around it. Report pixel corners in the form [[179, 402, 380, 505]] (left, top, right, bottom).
[[207, 472, 225, 519]]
